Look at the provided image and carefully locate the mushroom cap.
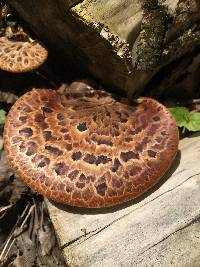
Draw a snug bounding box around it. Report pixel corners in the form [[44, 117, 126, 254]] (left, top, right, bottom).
[[3, 82, 179, 208], [0, 37, 48, 73]]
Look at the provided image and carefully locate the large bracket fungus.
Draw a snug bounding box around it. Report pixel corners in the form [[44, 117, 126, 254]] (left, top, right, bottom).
[[0, 36, 48, 73], [3, 81, 179, 208]]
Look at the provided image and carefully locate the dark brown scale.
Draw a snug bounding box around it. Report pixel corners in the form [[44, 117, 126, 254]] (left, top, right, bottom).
[[96, 183, 107, 196], [93, 115, 97, 122], [124, 137, 133, 142], [45, 146, 63, 156], [120, 151, 139, 162], [68, 170, 79, 180], [120, 117, 128, 123], [19, 142, 26, 153], [106, 110, 111, 117], [65, 144, 72, 151], [57, 113, 65, 120], [96, 155, 112, 165], [43, 131, 56, 141], [64, 134, 71, 141], [38, 157, 50, 168], [42, 106, 53, 113], [35, 114, 45, 123], [19, 127, 33, 137], [79, 173, 87, 182], [152, 115, 160, 121], [71, 151, 82, 161], [55, 163, 68, 175], [35, 114, 48, 129], [22, 51, 28, 57], [96, 138, 113, 146], [76, 181, 85, 189], [26, 142, 37, 156], [77, 122, 87, 132], [111, 158, 121, 173], [147, 150, 157, 158], [135, 137, 149, 152], [19, 116, 27, 123], [161, 131, 167, 136], [83, 154, 96, 164], [60, 128, 68, 133], [65, 185, 73, 193]]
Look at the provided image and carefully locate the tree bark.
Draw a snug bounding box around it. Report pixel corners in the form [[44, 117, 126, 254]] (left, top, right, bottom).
[[7, 0, 200, 98]]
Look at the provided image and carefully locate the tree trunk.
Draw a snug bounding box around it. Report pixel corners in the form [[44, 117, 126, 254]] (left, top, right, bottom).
[[7, 0, 200, 97]]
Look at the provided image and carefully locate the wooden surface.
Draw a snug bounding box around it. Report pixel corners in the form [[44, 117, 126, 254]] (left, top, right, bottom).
[[8, 0, 200, 97], [46, 135, 200, 267], [8, 0, 139, 94]]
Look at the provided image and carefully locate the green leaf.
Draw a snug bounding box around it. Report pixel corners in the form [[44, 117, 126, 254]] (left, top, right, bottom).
[[169, 107, 190, 127], [0, 109, 6, 125], [187, 112, 200, 131], [169, 107, 200, 132]]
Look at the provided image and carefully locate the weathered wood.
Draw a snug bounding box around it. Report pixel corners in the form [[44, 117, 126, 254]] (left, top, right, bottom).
[[46, 135, 200, 267], [8, 0, 137, 93], [8, 0, 200, 97]]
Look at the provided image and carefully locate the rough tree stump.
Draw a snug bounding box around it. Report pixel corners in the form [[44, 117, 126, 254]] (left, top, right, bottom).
[[8, 0, 200, 97]]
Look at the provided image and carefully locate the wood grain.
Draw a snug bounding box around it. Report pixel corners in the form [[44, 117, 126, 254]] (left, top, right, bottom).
[[46, 134, 200, 267]]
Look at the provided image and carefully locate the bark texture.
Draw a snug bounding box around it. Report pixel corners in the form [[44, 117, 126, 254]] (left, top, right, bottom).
[[7, 0, 200, 97]]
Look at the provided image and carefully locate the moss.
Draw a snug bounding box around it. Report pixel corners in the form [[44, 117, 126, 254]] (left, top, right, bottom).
[[142, 0, 158, 11], [162, 26, 200, 63], [134, 5, 168, 71]]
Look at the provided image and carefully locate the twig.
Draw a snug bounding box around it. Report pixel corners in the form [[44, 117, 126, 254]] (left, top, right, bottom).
[[0, 204, 12, 215], [0, 203, 31, 263]]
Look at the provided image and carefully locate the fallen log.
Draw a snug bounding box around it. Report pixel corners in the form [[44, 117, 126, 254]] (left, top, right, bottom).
[[8, 0, 200, 97]]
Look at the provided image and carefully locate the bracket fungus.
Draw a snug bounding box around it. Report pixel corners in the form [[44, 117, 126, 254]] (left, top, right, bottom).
[[0, 36, 48, 73], [3, 81, 179, 208]]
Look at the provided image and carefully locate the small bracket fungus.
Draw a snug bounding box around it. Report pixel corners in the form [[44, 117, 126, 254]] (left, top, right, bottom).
[[0, 36, 48, 73], [3, 82, 179, 208]]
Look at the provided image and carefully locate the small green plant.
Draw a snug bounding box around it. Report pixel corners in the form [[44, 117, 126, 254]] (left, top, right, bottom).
[[0, 109, 6, 125], [169, 107, 200, 132]]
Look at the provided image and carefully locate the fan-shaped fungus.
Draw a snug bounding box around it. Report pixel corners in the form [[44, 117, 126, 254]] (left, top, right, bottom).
[[0, 36, 48, 73], [3, 81, 179, 208]]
